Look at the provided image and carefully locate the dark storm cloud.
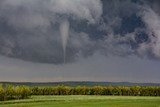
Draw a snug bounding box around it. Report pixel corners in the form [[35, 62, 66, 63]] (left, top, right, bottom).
[[0, 0, 160, 64], [0, 0, 160, 82], [0, 0, 103, 64]]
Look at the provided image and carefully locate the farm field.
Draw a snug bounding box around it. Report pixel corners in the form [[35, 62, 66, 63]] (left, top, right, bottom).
[[0, 96, 160, 107]]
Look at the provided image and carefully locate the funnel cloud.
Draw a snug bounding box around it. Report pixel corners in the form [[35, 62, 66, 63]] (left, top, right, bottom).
[[60, 20, 70, 63]]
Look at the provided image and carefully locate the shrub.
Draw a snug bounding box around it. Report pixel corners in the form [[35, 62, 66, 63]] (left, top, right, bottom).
[[0, 84, 31, 101]]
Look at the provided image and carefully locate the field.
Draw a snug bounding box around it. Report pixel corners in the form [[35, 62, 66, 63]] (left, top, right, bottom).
[[0, 96, 160, 107]]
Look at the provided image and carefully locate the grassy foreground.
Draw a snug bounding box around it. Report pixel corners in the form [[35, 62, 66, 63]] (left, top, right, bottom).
[[0, 96, 160, 107]]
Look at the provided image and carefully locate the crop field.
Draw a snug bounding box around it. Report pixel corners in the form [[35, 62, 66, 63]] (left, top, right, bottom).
[[0, 96, 160, 107]]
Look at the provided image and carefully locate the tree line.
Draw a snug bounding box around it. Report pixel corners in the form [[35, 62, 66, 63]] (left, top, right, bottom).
[[31, 85, 160, 96], [0, 84, 31, 101], [0, 84, 160, 101]]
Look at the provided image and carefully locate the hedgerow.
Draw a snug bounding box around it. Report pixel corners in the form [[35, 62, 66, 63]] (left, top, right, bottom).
[[0, 84, 160, 101], [31, 85, 160, 96]]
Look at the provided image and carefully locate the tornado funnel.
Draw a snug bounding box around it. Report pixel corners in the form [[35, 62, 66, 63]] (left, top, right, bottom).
[[60, 20, 70, 64]]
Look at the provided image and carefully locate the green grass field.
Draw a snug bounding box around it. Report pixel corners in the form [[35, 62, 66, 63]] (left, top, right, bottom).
[[0, 96, 160, 107]]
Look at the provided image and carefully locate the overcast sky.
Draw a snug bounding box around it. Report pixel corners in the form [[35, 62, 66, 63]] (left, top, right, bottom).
[[0, 0, 160, 83]]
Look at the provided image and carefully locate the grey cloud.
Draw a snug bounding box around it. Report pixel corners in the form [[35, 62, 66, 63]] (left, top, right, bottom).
[[0, 54, 159, 82], [0, 0, 103, 64], [0, 0, 160, 82], [0, 0, 160, 64], [137, 3, 160, 58]]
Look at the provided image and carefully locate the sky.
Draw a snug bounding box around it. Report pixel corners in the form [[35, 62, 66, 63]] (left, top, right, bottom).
[[0, 0, 160, 83]]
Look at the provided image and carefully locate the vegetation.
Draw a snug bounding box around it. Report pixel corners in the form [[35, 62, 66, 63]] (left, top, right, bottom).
[[0, 84, 31, 101], [31, 85, 160, 96], [0, 84, 160, 101], [0, 96, 160, 107], [1, 82, 159, 87]]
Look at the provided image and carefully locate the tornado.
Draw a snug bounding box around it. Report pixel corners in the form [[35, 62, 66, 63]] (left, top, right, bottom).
[[60, 20, 70, 64]]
